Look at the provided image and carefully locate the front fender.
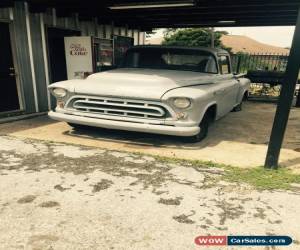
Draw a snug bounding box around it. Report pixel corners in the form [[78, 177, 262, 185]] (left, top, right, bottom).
[[161, 85, 216, 124], [48, 80, 80, 93]]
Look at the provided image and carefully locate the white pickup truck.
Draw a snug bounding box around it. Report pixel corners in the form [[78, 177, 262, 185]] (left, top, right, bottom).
[[48, 46, 250, 142]]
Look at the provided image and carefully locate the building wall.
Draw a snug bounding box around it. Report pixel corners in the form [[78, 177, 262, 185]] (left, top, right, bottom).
[[0, 1, 145, 115], [0, 3, 37, 114]]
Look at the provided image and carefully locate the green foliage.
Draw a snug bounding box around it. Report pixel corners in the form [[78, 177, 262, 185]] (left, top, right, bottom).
[[162, 28, 231, 51], [223, 166, 300, 190]]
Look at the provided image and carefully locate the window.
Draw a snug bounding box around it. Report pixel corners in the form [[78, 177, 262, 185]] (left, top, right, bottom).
[[219, 56, 231, 74], [122, 48, 218, 73]]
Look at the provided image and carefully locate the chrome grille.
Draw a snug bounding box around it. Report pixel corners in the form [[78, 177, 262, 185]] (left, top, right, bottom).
[[68, 96, 169, 119]]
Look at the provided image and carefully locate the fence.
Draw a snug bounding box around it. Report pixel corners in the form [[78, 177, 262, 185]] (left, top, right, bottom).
[[231, 52, 300, 106], [231, 53, 289, 74]]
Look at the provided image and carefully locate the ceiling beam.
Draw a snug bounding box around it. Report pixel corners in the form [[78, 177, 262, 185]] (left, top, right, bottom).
[[140, 19, 297, 29], [0, 0, 14, 8], [18, 0, 300, 28]]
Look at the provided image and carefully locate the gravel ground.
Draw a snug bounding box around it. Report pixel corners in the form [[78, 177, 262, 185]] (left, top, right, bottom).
[[0, 135, 300, 250]]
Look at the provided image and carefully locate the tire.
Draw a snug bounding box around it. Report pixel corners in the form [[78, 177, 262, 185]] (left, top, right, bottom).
[[67, 123, 89, 130], [232, 101, 243, 112], [232, 92, 247, 112], [184, 113, 210, 143]]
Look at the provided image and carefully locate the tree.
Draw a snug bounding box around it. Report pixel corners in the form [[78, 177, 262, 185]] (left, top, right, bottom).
[[162, 28, 231, 52]]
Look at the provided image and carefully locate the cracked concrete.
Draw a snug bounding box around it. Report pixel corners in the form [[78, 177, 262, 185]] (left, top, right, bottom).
[[0, 135, 300, 249]]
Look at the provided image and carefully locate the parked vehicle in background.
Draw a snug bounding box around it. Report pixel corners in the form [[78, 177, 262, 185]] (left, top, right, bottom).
[[48, 46, 250, 142]]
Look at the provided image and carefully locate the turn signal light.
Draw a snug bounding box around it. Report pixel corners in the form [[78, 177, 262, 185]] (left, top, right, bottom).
[[57, 101, 65, 108]]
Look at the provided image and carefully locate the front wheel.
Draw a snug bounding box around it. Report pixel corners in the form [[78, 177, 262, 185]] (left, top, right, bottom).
[[184, 113, 210, 143], [67, 123, 89, 130]]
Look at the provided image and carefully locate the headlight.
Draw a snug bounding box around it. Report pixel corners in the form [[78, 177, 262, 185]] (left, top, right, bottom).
[[52, 88, 67, 98], [173, 97, 191, 109]]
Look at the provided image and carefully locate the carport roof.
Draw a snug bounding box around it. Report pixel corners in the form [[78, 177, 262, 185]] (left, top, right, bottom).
[[4, 0, 300, 29], [130, 45, 229, 54]]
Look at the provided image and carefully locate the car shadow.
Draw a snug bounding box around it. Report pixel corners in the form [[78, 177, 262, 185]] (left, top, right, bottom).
[[60, 102, 299, 152], [62, 126, 209, 150], [60, 104, 269, 150]]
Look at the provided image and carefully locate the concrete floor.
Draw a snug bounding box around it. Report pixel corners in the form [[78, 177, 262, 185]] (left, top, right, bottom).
[[0, 102, 299, 171], [1, 135, 300, 250]]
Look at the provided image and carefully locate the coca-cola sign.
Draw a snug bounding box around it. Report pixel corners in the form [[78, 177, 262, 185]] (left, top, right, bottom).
[[64, 36, 93, 79], [69, 43, 88, 56]]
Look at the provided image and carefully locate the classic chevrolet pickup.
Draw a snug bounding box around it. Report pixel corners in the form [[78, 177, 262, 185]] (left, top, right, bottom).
[[48, 46, 250, 142]]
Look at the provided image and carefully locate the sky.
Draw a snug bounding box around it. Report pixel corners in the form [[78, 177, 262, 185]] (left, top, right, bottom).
[[150, 26, 295, 48]]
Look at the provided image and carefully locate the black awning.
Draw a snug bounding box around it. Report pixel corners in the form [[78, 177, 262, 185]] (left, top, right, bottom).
[[11, 0, 300, 29]]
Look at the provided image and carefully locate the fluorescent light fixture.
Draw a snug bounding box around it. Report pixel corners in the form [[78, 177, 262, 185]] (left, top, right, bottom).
[[109, 1, 195, 10], [218, 20, 236, 24]]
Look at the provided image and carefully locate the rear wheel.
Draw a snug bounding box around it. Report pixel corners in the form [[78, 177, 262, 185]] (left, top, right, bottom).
[[232, 101, 243, 112], [232, 91, 248, 112]]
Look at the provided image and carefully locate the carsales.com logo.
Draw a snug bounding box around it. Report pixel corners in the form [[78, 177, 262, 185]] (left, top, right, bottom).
[[195, 236, 227, 246], [194, 236, 293, 246]]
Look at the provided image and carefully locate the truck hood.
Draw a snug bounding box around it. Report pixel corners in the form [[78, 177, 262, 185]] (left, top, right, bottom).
[[50, 68, 217, 100]]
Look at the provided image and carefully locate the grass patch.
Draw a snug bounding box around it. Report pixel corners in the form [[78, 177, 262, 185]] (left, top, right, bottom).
[[151, 154, 300, 190], [152, 155, 227, 168], [222, 166, 300, 190]]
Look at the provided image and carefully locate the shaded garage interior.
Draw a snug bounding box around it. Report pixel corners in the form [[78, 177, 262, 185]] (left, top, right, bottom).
[[46, 27, 81, 108], [0, 0, 300, 168], [47, 28, 81, 84], [0, 22, 20, 113]]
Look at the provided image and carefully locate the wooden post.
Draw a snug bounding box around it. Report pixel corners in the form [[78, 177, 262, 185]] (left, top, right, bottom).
[[265, 7, 300, 168], [296, 85, 300, 107]]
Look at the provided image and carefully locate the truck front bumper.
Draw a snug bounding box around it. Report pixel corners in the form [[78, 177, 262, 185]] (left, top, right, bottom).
[[48, 111, 200, 137]]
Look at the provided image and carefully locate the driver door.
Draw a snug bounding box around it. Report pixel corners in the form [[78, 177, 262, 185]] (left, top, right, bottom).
[[216, 55, 240, 116]]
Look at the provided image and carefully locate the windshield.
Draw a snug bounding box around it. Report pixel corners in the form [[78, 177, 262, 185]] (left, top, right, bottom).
[[121, 48, 218, 73]]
